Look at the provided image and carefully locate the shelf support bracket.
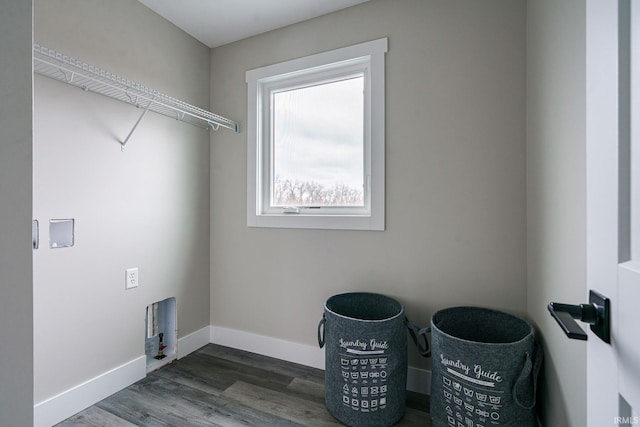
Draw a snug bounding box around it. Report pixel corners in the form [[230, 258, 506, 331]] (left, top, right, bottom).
[[121, 97, 155, 152], [60, 69, 74, 83]]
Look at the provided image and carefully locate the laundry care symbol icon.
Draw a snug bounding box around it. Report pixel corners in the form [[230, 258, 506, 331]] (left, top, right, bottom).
[[476, 408, 490, 418]]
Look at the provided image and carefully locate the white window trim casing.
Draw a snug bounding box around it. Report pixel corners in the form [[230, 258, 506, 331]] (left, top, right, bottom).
[[246, 37, 387, 231]]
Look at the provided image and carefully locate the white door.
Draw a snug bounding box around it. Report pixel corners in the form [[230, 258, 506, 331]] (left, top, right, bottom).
[[586, 0, 640, 425]]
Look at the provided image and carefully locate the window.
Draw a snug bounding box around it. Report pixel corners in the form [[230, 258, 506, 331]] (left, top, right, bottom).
[[246, 38, 387, 230]]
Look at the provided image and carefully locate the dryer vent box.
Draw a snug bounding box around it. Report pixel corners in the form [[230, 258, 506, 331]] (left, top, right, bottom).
[[49, 219, 74, 248]]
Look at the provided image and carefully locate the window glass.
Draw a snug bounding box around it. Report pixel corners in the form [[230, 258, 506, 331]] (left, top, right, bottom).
[[272, 76, 364, 208]]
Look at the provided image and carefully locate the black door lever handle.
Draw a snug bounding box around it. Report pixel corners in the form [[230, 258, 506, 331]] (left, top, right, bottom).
[[548, 290, 610, 343], [547, 303, 590, 340]]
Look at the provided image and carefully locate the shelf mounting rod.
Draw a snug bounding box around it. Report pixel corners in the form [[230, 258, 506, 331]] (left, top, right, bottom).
[[121, 97, 155, 152]]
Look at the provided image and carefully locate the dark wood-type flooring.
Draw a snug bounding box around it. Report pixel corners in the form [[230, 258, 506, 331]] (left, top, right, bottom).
[[57, 344, 431, 426]]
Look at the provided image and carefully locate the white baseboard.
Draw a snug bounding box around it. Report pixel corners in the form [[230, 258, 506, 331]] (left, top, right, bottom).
[[178, 326, 211, 359], [33, 356, 146, 427], [210, 325, 431, 395], [34, 326, 211, 427], [210, 325, 326, 370], [407, 366, 431, 395]]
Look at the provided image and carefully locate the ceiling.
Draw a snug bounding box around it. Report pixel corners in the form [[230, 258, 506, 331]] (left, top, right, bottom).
[[137, 0, 370, 48]]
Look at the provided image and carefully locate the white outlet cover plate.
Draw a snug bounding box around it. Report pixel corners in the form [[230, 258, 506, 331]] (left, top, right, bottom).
[[126, 267, 139, 289]]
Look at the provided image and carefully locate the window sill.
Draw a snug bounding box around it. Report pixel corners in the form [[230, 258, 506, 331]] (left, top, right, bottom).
[[247, 212, 384, 231]]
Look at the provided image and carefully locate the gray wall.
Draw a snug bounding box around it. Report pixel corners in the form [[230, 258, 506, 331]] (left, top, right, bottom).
[[526, 0, 587, 426], [210, 0, 527, 370], [0, 0, 34, 425], [32, 0, 212, 404]]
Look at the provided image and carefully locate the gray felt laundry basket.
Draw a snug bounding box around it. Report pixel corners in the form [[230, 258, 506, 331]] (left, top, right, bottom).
[[317, 292, 429, 427], [429, 307, 542, 427]]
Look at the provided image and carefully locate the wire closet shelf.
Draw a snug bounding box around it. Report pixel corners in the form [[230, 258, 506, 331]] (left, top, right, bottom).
[[33, 44, 240, 150]]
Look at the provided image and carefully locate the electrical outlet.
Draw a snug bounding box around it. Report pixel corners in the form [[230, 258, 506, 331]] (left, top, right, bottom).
[[125, 267, 139, 289]]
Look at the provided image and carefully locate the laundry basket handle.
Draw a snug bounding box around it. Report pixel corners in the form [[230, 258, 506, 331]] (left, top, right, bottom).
[[513, 342, 543, 409], [406, 319, 431, 358], [317, 315, 326, 348]]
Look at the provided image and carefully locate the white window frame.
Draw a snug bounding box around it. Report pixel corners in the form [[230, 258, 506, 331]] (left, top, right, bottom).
[[246, 38, 387, 230]]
